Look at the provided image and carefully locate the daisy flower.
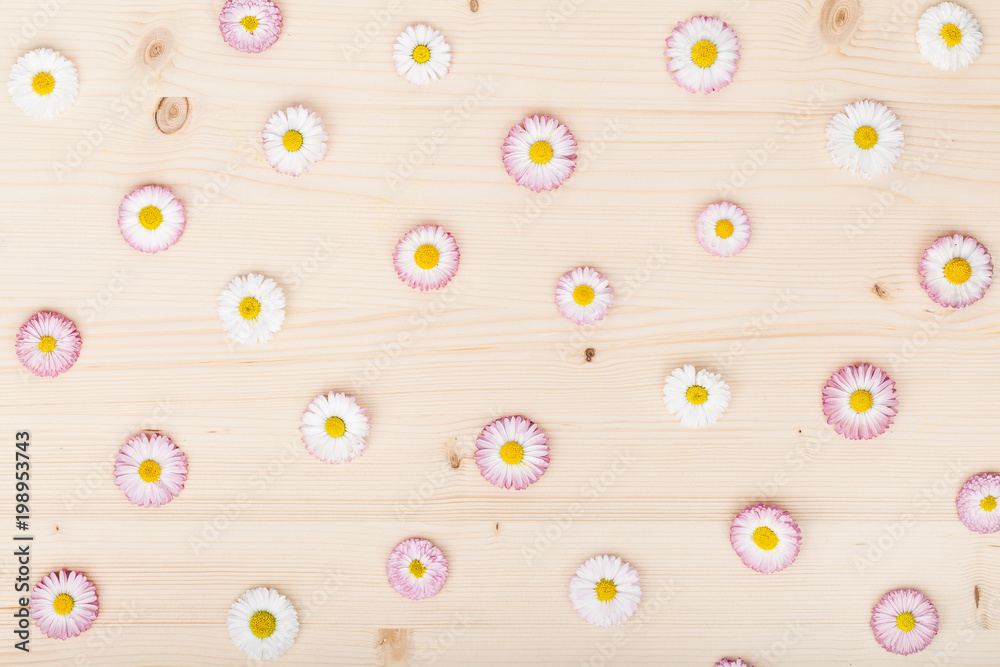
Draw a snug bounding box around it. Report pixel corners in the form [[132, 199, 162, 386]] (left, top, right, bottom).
[[502, 115, 577, 192], [696, 202, 751, 257], [665, 16, 741, 94], [386, 538, 449, 600], [300, 391, 371, 463], [569, 555, 641, 628], [956, 473, 1000, 534], [730, 504, 801, 574], [16, 311, 81, 378], [716, 660, 753, 667], [117, 185, 186, 253], [919, 233, 993, 308], [262, 105, 328, 176], [392, 24, 452, 86], [663, 365, 730, 428], [916, 3, 982, 71], [219, 0, 283, 54], [30, 570, 98, 640], [7, 48, 78, 119], [871, 589, 938, 655], [393, 225, 460, 291], [218, 273, 286, 345], [227, 587, 298, 660], [826, 100, 904, 179], [114, 433, 188, 508], [555, 267, 614, 326], [822, 363, 898, 440], [474, 415, 549, 490]]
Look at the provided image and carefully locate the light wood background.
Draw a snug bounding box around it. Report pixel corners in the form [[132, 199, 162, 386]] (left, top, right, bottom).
[[1, 0, 999, 664]]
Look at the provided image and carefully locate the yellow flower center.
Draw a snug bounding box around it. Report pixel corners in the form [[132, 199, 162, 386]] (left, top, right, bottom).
[[529, 140, 553, 165], [53, 593, 74, 616], [715, 219, 734, 239], [850, 389, 873, 413], [409, 559, 426, 578], [940, 23, 962, 47], [500, 441, 524, 465], [981, 495, 998, 512], [595, 578, 617, 602], [239, 296, 261, 320], [32, 72, 55, 96], [240, 15, 259, 32], [325, 416, 346, 438], [282, 130, 304, 152], [572, 285, 595, 306], [944, 257, 972, 285], [854, 126, 878, 150], [138, 205, 163, 230], [686, 385, 708, 405], [752, 526, 779, 551], [249, 610, 276, 638], [138, 459, 162, 483], [38, 336, 57, 353], [896, 612, 916, 633], [414, 244, 440, 270], [691, 40, 718, 68], [412, 45, 431, 64]]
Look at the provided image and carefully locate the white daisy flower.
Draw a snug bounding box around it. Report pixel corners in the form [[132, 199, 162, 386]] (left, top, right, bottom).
[[393, 225, 460, 291], [7, 48, 78, 119], [919, 233, 992, 308], [695, 201, 751, 257], [569, 555, 642, 628], [262, 105, 328, 176], [392, 24, 452, 86], [663, 365, 730, 428], [300, 391, 371, 463], [665, 16, 741, 95], [227, 587, 298, 661], [218, 273, 286, 344], [825, 100, 904, 179], [916, 2, 982, 71], [117, 185, 186, 253], [729, 504, 802, 574], [555, 267, 614, 326]]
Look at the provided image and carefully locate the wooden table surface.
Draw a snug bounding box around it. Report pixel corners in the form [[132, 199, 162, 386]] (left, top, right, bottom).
[[2, 0, 999, 665]]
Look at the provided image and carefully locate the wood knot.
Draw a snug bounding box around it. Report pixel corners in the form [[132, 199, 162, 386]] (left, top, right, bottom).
[[154, 97, 189, 134], [470, 0, 479, 11], [871, 282, 892, 300], [376, 628, 409, 664], [139, 28, 174, 67], [819, 0, 862, 44], [445, 438, 463, 469], [584, 347, 595, 362]]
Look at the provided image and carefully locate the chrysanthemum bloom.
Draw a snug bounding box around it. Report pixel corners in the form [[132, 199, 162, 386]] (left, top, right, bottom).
[[696, 202, 751, 257], [219, 0, 283, 53], [822, 363, 898, 440], [916, 2, 982, 71], [300, 392, 371, 463], [393, 225, 460, 291], [555, 267, 614, 326], [826, 100, 904, 179], [117, 185, 186, 253], [386, 538, 449, 600], [30, 570, 98, 639], [919, 233, 992, 308], [502, 115, 577, 192], [569, 555, 641, 627], [871, 589, 938, 655], [474, 415, 549, 490], [227, 587, 298, 660], [7, 48, 78, 118], [716, 660, 753, 667], [730, 504, 801, 573], [218, 273, 286, 344], [114, 433, 188, 508], [262, 105, 328, 176], [392, 24, 452, 86], [665, 16, 740, 94], [663, 365, 730, 428], [956, 473, 1000, 534], [16, 311, 81, 378]]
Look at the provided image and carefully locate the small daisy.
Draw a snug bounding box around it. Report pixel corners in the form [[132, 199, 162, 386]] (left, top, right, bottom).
[[716, 660, 753, 667], [663, 365, 730, 428], [871, 589, 938, 655], [117, 185, 186, 253], [393, 225, 460, 291], [114, 433, 188, 508], [919, 233, 993, 308], [826, 100, 904, 179], [665, 16, 741, 94], [227, 587, 299, 661], [555, 267, 614, 326], [16, 311, 81, 378], [218, 273, 285, 345], [474, 415, 549, 490], [386, 538, 449, 600], [822, 363, 898, 440], [502, 115, 577, 192], [569, 555, 641, 628], [30, 570, 98, 640], [219, 0, 283, 54], [956, 473, 1000, 534], [300, 392, 371, 463], [730, 504, 801, 574], [7, 48, 78, 119], [262, 105, 328, 176], [392, 24, 452, 86], [916, 3, 982, 71], [696, 202, 751, 257]]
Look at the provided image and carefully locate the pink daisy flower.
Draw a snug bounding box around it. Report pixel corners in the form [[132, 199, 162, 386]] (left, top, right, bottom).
[[716, 660, 753, 667], [30, 570, 98, 639], [919, 233, 993, 308], [114, 433, 188, 508], [956, 472, 1000, 534], [393, 225, 460, 291], [386, 538, 448, 600], [555, 267, 614, 326], [871, 589, 938, 655], [117, 185, 186, 253], [696, 202, 751, 257], [16, 311, 81, 378], [502, 115, 577, 192], [730, 504, 801, 573], [665, 16, 741, 94], [474, 415, 549, 490], [219, 0, 283, 54], [822, 363, 898, 440]]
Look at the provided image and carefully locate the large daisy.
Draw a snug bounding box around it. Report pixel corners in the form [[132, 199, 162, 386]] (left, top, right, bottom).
[[826, 100, 904, 179], [16, 311, 81, 378], [300, 391, 371, 463], [262, 105, 328, 176], [665, 16, 740, 94], [502, 115, 577, 192], [696, 202, 751, 257], [393, 225, 460, 291], [218, 273, 286, 345], [386, 538, 449, 600], [663, 365, 730, 428], [474, 415, 549, 490], [871, 589, 938, 655], [822, 363, 898, 440], [919, 233, 992, 308], [392, 24, 452, 86], [219, 0, 283, 54], [227, 587, 299, 660], [555, 266, 614, 326], [730, 504, 801, 574], [117, 185, 186, 253], [956, 472, 1000, 534], [569, 555, 641, 628], [7, 48, 78, 119], [114, 433, 188, 508], [916, 2, 982, 71], [30, 570, 98, 640]]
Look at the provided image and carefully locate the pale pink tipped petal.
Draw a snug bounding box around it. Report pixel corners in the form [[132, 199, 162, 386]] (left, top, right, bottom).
[[665, 16, 741, 95], [386, 538, 449, 600], [919, 233, 992, 308], [821, 363, 898, 440], [261, 105, 328, 176], [300, 391, 370, 463], [695, 202, 751, 257], [117, 184, 186, 253], [730, 504, 801, 573], [219, 0, 283, 53], [113, 433, 188, 508], [393, 225, 460, 291], [474, 415, 549, 490], [569, 555, 642, 627], [871, 589, 938, 655], [956, 472, 1000, 534], [30, 570, 99, 639], [16, 311, 81, 378], [502, 115, 577, 192], [555, 266, 614, 325], [716, 660, 753, 667]]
